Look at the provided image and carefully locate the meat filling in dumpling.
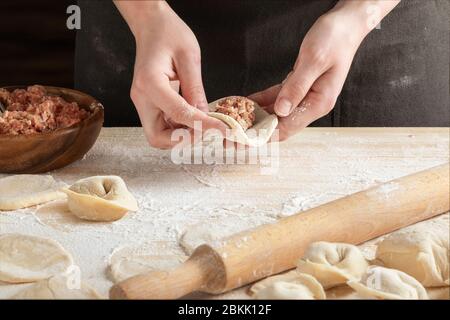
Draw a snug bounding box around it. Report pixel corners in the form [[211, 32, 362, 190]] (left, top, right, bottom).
[[215, 96, 256, 131]]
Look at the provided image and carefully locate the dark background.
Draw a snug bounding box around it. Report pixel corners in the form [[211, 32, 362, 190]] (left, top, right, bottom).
[[0, 0, 75, 87], [1, 0, 448, 127]]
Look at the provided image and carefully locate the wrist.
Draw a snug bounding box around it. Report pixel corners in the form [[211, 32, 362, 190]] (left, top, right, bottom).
[[328, 0, 400, 37], [317, 10, 368, 48], [114, 0, 169, 40]]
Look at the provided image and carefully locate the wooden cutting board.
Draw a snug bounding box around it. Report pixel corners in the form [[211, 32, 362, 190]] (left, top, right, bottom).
[[0, 127, 448, 299]]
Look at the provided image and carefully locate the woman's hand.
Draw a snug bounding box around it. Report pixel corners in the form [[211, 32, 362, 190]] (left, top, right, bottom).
[[115, 1, 227, 149], [249, 0, 400, 141]]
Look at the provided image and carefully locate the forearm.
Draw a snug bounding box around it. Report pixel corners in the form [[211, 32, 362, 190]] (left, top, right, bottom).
[[329, 0, 401, 37], [113, 0, 168, 39]]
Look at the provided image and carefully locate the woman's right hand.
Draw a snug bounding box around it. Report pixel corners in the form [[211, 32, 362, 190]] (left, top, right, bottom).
[[115, 1, 227, 149]]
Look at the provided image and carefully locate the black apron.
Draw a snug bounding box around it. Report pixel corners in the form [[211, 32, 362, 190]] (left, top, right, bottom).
[[75, 0, 449, 127]]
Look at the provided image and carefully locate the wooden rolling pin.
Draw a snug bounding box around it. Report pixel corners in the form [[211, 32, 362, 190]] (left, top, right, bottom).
[[110, 163, 449, 299]]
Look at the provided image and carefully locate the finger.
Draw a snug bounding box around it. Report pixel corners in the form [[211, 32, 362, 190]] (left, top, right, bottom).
[[222, 139, 248, 150], [139, 106, 177, 149], [275, 66, 346, 141], [165, 127, 201, 149], [175, 52, 209, 112], [259, 103, 275, 114], [274, 57, 326, 117], [223, 139, 236, 150], [133, 87, 202, 149], [247, 84, 282, 107], [152, 80, 228, 134], [148, 121, 200, 150], [170, 80, 180, 93]]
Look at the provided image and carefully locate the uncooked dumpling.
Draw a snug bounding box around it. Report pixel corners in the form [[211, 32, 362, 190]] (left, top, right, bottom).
[[63, 176, 138, 222], [0, 234, 73, 283], [375, 214, 449, 287], [347, 266, 429, 300], [249, 270, 301, 295], [251, 271, 326, 300], [0, 175, 66, 211], [13, 275, 103, 299], [208, 96, 278, 147], [109, 246, 186, 283], [297, 242, 369, 288]]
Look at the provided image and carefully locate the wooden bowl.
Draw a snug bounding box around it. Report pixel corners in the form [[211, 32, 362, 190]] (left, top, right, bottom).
[[0, 86, 104, 174]]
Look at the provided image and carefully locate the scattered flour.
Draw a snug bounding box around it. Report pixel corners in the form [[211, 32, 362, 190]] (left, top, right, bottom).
[[279, 192, 346, 217], [179, 215, 275, 254], [0, 128, 448, 299]]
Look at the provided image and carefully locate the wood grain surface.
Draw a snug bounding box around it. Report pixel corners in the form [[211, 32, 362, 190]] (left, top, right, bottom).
[[0, 127, 448, 299]]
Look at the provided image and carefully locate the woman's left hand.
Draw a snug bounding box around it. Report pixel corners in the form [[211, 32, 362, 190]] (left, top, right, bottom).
[[249, 10, 369, 141]]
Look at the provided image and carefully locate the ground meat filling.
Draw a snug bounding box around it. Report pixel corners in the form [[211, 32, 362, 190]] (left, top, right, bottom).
[[0, 85, 89, 135], [215, 97, 256, 131]]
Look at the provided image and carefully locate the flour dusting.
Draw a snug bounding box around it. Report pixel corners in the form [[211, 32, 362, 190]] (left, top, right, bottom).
[[0, 127, 448, 299]]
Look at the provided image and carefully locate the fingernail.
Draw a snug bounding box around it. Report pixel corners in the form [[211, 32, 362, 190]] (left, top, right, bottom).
[[197, 101, 209, 111], [276, 98, 292, 117]]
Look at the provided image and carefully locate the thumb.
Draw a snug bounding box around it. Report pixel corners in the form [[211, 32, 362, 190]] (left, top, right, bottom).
[[274, 58, 325, 117], [175, 51, 209, 112], [248, 84, 282, 107]]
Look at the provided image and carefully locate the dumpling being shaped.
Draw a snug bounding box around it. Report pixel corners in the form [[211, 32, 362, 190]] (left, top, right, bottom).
[[208, 96, 278, 147], [297, 241, 369, 288], [63, 176, 138, 222], [347, 266, 428, 300], [375, 214, 449, 287], [250, 271, 326, 300]]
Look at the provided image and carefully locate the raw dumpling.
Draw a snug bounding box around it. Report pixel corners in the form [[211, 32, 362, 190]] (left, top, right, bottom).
[[13, 275, 103, 299], [251, 271, 326, 300], [297, 242, 369, 288], [0, 175, 66, 211], [249, 270, 301, 295], [0, 234, 73, 283], [63, 176, 138, 222], [109, 246, 186, 283], [375, 214, 449, 287], [347, 266, 429, 300], [208, 96, 278, 147]]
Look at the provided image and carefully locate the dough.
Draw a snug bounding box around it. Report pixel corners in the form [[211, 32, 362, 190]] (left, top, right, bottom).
[[325, 285, 363, 300], [426, 286, 450, 300], [0, 234, 73, 283], [34, 200, 111, 233], [347, 266, 429, 300], [251, 271, 326, 300], [249, 270, 301, 295], [375, 214, 449, 287], [63, 176, 138, 222], [109, 246, 186, 283], [297, 242, 369, 288], [0, 175, 66, 211], [208, 96, 278, 147], [12, 275, 103, 299]]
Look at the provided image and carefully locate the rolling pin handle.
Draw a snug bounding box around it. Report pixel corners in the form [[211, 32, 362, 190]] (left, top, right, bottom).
[[110, 257, 206, 299]]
